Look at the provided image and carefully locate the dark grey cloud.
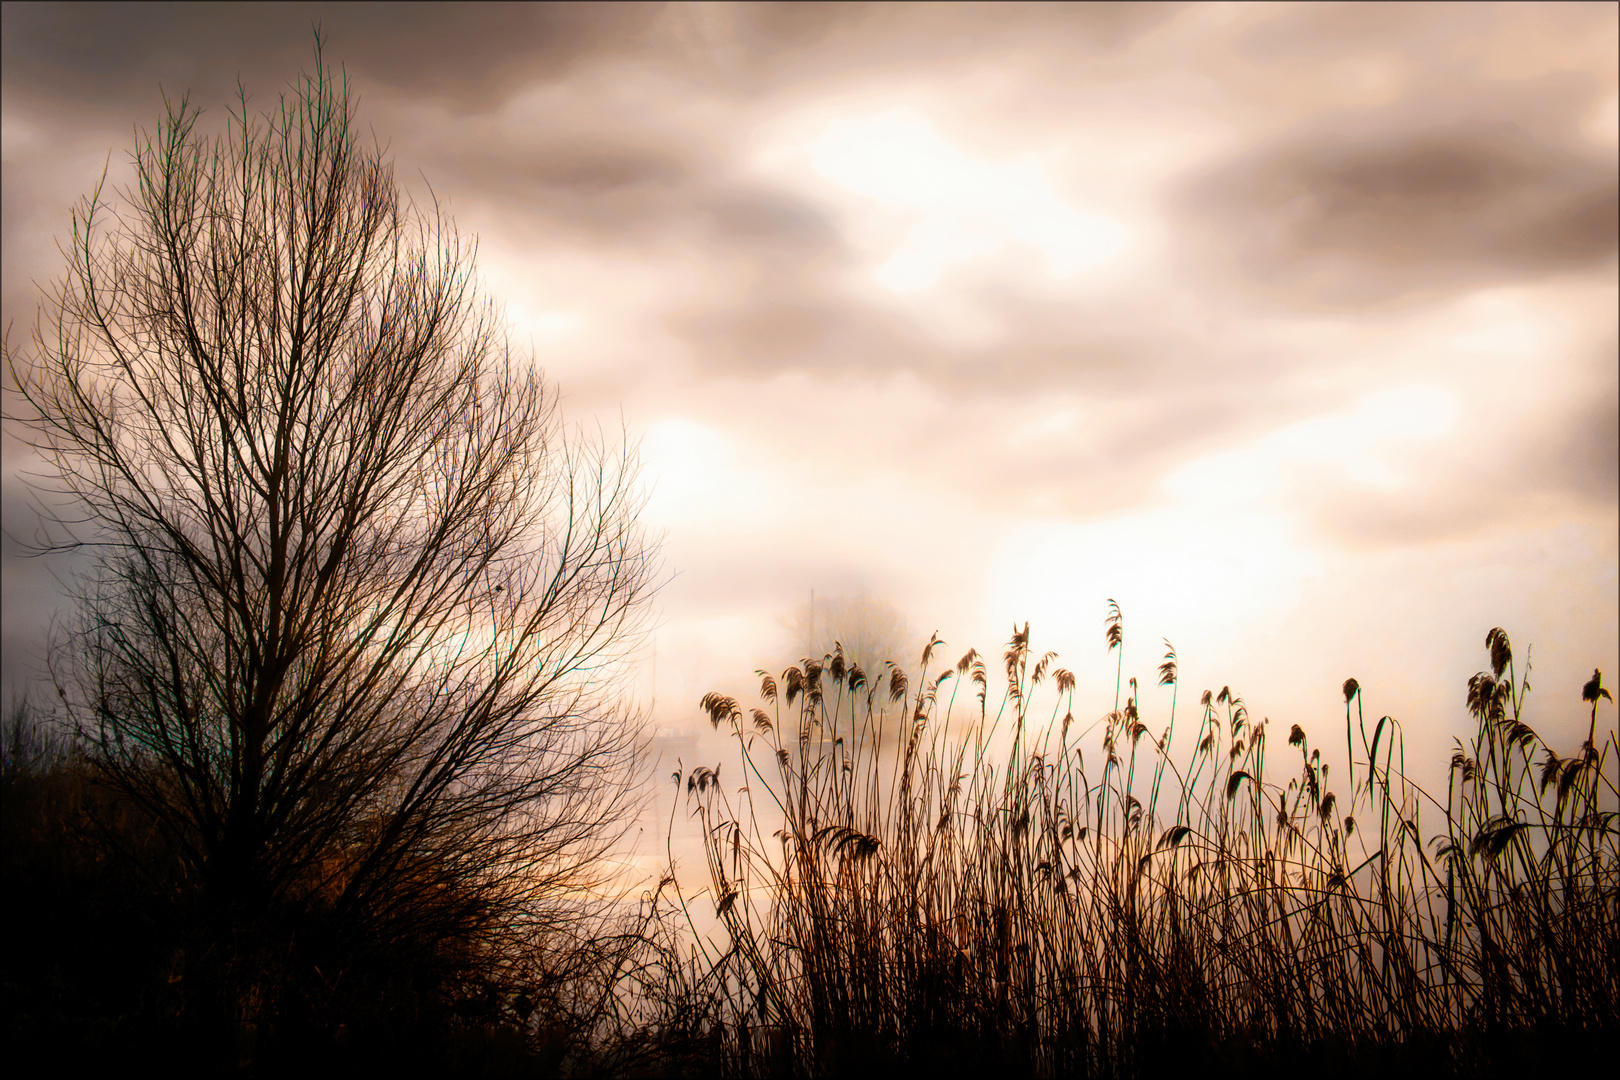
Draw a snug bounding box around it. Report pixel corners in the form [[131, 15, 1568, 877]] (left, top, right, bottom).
[[0, 1, 1186, 118], [410, 136, 843, 257], [1181, 121, 1618, 308], [1, 2, 658, 113], [648, 2, 1191, 96], [434, 138, 700, 241]]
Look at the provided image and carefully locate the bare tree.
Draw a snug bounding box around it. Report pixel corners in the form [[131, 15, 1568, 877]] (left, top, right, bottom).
[[4, 46, 657, 996]]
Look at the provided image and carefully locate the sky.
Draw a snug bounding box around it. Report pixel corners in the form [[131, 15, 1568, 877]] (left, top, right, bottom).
[[3, 2, 1617, 784]]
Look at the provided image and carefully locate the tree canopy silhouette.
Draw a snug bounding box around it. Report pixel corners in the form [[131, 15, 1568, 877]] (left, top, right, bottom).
[[787, 591, 915, 678], [5, 47, 657, 971]]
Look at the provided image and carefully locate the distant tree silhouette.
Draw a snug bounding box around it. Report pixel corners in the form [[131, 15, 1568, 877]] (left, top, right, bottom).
[[5, 41, 658, 1050], [785, 591, 917, 677]]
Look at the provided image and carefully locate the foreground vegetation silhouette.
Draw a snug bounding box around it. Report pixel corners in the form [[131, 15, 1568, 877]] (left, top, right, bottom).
[[4, 617, 1614, 1075], [628, 617, 1616, 1079], [3, 39, 654, 1075]]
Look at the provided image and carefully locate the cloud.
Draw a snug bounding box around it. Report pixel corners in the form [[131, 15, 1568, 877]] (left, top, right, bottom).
[[1, 2, 1190, 122], [1554, 383, 1620, 503], [1181, 121, 1618, 309], [1306, 339, 1619, 549], [0, 2, 658, 113], [2, 1, 1613, 714]]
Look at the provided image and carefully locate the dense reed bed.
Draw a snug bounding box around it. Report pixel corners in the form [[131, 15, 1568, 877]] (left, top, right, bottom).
[[648, 616, 1617, 1078]]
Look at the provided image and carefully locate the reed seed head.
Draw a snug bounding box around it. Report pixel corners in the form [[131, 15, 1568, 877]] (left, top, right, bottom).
[[920, 632, 943, 671], [1582, 668, 1611, 704], [1486, 627, 1513, 677], [1159, 642, 1178, 686], [701, 692, 741, 730]]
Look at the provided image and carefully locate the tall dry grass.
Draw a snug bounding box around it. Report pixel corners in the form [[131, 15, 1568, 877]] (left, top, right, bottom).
[[650, 615, 1617, 1077]]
